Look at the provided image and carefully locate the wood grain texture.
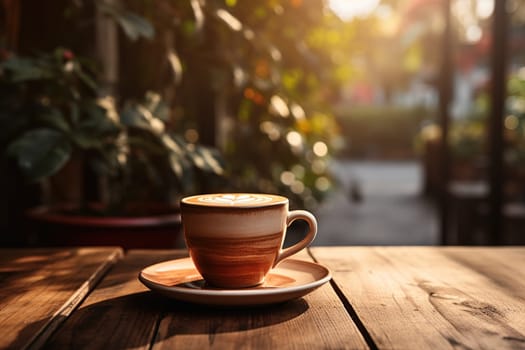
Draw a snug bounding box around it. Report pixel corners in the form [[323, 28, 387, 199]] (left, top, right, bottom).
[[43, 250, 186, 350], [45, 249, 367, 349], [0, 247, 123, 350], [310, 246, 525, 350]]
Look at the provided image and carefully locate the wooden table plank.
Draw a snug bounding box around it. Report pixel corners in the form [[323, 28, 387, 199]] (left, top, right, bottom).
[[310, 246, 525, 350], [45, 249, 368, 350], [438, 248, 525, 336], [0, 247, 123, 350], [43, 250, 183, 350]]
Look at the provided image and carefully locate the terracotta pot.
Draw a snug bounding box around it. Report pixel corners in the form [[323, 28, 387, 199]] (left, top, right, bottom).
[[26, 203, 184, 250]]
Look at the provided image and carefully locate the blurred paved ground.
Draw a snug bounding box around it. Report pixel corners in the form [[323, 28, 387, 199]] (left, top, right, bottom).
[[311, 160, 438, 246]]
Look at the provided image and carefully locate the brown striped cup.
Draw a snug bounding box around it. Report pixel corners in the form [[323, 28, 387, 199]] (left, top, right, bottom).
[[180, 193, 317, 289]]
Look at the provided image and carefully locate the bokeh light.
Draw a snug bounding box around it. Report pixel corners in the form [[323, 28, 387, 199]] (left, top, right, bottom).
[[313, 141, 328, 157], [291, 180, 305, 194], [291, 164, 305, 178], [290, 103, 306, 120], [311, 159, 327, 174], [280, 171, 295, 185], [315, 176, 331, 192], [328, 0, 380, 21], [505, 115, 519, 130], [270, 95, 290, 118], [260, 121, 281, 141], [286, 131, 302, 147]]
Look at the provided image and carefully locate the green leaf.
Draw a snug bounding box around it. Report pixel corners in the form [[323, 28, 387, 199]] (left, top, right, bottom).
[[161, 134, 183, 154], [144, 92, 169, 121], [73, 103, 120, 148], [190, 144, 225, 175], [82, 101, 120, 133], [70, 103, 80, 125], [118, 12, 155, 40], [37, 108, 71, 133], [7, 128, 72, 182], [89, 148, 121, 177], [71, 131, 103, 148], [168, 152, 194, 191], [2, 57, 53, 82], [121, 102, 166, 137], [74, 64, 98, 92], [97, 2, 154, 41], [168, 152, 191, 178], [120, 103, 152, 130]]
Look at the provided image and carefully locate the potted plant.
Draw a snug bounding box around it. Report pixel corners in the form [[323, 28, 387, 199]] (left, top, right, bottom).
[[2, 0, 346, 247], [1, 48, 224, 248]]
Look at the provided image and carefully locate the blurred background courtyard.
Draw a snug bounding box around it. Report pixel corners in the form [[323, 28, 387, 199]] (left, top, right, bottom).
[[314, 159, 437, 245], [1, 0, 525, 247]]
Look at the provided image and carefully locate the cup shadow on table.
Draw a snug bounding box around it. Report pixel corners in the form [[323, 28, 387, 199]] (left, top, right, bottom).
[[14, 291, 310, 349]]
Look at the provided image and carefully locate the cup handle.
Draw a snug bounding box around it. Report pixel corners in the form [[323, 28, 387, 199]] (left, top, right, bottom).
[[274, 210, 317, 267]]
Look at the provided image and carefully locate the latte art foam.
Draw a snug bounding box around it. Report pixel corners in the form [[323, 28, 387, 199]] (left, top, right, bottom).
[[198, 194, 272, 205], [182, 193, 287, 207]]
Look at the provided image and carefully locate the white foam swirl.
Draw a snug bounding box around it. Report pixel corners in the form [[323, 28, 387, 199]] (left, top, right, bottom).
[[197, 194, 273, 205]]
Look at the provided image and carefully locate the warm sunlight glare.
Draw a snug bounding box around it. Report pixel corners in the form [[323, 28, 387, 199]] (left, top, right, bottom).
[[328, 0, 380, 21], [476, 0, 494, 19]]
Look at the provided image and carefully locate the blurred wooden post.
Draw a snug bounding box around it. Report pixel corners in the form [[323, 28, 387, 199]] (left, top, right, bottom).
[[96, 0, 119, 97], [488, 0, 508, 245], [2, 0, 20, 50], [94, 0, 120, 202], [438, 0, 452, 245], [193, 21, 217, 147]]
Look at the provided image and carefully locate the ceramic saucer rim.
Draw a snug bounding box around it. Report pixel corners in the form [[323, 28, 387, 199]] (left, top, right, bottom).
[[138, 258, 331, 300]]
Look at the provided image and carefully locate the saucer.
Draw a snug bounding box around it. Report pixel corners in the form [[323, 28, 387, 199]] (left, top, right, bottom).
[[138, 257, 331, 306]]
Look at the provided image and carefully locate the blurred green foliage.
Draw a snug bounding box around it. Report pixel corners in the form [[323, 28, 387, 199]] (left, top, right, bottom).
[[0, 49, 224, 213], [2, 0, 356, 210], [114, 0, 352, 208], [337, 105, 431, 159], [505, 72, 525, 169], [210, 0, 346, 207]]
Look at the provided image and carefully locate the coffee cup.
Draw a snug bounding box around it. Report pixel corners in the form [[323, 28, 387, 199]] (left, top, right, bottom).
[[180, 193, 317, 288]]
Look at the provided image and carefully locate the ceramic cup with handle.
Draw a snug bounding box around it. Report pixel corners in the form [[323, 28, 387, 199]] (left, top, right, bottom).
[[180, 193, 317, 289]]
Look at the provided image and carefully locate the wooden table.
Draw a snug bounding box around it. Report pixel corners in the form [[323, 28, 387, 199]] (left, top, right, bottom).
[[1, 246, 524, 349]]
